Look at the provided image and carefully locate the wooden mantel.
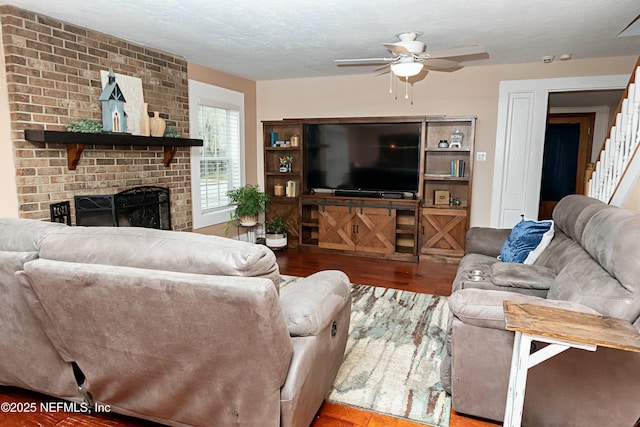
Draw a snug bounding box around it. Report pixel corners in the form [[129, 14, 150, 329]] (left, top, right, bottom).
[[24, 129, 204, 170]]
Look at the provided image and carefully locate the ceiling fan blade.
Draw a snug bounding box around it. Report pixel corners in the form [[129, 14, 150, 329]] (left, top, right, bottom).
[[423, 58, 459, 68], [373, 63, 391, 72], [334, 57, 395, 64], [427, 45, 487, 59], [383, 43, 412, 56]]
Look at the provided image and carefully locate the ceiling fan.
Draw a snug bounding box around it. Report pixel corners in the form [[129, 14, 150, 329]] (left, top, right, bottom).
[[334, 32, 487, 102], [335, 32, 486, 77]]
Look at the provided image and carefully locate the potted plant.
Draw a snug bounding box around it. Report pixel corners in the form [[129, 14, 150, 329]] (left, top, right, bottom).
[[227, 184, 269, 226], [265, 215, 288, 249]]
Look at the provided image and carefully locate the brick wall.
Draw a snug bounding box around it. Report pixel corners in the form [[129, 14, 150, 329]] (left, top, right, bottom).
[[1, 6, 194, 230]]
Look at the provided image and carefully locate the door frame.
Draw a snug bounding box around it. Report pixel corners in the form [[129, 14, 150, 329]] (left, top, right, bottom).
[[490, 74, 628, 228]]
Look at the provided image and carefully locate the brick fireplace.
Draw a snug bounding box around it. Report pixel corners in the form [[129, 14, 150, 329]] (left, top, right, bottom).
[[1, 6, 193, 230]]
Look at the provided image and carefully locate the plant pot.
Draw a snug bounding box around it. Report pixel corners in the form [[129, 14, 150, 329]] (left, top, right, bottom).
[[239, 215, 258, 226], [266, 232, 287, 249]]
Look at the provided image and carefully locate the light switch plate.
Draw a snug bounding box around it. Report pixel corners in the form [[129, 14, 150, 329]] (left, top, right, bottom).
[[476, 152, 487, 161]]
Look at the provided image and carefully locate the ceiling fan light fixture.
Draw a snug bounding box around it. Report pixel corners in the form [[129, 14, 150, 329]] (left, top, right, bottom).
[[390, 62, 424, 77]]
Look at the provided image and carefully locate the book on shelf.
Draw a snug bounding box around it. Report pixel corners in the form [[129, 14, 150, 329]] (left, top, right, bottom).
[[424, 173, 452, 178], [450, 160, 466, 177]]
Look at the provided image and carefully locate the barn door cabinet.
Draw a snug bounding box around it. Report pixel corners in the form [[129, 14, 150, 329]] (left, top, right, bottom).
[[318, 203, 396, 255], [301, 196, 419, 261]]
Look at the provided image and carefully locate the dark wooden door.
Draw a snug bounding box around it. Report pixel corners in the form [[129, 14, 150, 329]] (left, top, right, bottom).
[[539, 113, 594, 220]]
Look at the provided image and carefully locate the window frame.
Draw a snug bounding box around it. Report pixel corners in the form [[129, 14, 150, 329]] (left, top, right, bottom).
[[189, 80, 245, 229]]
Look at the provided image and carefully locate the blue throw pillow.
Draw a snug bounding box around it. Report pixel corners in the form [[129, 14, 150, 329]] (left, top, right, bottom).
[[499, 217, 554, 264]]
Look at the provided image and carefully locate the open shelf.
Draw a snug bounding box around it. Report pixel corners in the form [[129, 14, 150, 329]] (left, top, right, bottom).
[[24, 129, 203, 170], [396, 224, 416, 234], [424, 175, 469, 181]]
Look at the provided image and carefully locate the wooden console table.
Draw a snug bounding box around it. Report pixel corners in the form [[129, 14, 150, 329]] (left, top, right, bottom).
[[502, 301, 640, 427]]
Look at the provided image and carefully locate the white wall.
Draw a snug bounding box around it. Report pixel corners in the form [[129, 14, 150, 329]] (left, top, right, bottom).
[[256, 56, 638, 226]]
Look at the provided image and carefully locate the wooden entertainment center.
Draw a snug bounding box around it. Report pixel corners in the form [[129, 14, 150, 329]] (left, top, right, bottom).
[[263, 115, 475, 262]]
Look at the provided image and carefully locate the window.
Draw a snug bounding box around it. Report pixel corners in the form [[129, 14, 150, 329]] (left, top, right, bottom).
[[189, 81, 244, 228]]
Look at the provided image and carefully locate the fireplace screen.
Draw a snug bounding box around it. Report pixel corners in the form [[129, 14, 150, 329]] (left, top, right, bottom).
[[74, 186, 171, 230]]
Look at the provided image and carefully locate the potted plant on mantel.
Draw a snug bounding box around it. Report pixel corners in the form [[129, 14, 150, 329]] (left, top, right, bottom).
[[227, 184, 269, 226], [265, 215, 288, 250]]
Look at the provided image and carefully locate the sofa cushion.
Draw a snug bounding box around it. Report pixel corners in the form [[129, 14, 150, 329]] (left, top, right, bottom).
[[499, 218, 554, 264], [551, 194, 608, 241], [581, 208, 640, 286], [549, 208, 640, 322], [279, 271, 350, 336], [20, 258, 293, 426], [37, 226, 280, 289], [465, 227, 512, 257], [531, 229, 584, 273]]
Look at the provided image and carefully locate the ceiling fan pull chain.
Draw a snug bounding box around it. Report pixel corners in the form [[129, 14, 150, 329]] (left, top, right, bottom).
[[404, 76, 409, 100], [389, 71, 393, 94], [410, 81, 414, 105]]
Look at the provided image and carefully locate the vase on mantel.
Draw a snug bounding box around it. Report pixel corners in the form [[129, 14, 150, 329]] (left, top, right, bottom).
[[140, 103, 151, 136], [150, 111, 166, 137]]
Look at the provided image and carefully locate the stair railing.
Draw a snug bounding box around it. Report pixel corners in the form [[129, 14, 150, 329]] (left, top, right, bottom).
[[587, 57, 640, 203]]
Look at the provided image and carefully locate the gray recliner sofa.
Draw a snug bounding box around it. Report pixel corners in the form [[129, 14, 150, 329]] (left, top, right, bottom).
[[440, 195, 640, 426], [1, 218, 351, 427]]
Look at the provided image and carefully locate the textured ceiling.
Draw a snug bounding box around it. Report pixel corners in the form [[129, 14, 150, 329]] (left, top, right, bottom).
[[2, 0, 639, 80]]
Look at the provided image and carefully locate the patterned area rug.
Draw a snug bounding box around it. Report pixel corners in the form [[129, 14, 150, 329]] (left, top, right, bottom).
[[279, 276, 451, 426]]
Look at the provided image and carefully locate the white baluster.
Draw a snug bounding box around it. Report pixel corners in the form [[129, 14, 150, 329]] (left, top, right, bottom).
[[593, 161, 601, 200], [629, 72, 640, 149], [614, 112, 624, 180], [605, 138, 614, 201], [622, 98, 632, 170]]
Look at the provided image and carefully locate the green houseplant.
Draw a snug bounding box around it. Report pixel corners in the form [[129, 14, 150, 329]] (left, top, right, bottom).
[[226, 184, 269, 226], [265, 215, 288, 249]]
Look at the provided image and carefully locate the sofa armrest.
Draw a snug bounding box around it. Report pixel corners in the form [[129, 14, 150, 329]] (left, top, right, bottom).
[[448, 288, 600, 331], [465, 227, 512, 256], [490, 262, 556, 291], [279, 270, 351, 337]]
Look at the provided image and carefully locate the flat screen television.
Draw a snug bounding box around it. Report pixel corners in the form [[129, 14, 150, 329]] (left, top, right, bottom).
[[304, 122, 421, 196]]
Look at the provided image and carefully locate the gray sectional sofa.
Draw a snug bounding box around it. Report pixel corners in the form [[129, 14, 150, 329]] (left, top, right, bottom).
[[0, 218, 352, 427], [441, 194, 640, 426]]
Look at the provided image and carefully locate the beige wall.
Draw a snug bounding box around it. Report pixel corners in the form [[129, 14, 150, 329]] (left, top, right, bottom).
[[187, 62, 258, 236], [622, 177, 640, 210], [0, 30, 18, 217], [256, 55, 637, 226]]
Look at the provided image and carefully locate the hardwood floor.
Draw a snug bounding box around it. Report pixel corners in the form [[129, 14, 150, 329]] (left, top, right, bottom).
[[0, 250, 499, 427], [279, 250, 499, 427]]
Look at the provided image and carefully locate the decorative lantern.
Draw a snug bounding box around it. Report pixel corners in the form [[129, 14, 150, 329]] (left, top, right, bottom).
[[99, 68, 127, 133]]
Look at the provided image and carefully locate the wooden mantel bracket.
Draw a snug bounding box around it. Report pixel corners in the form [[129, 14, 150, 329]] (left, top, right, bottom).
[[24, 129, 203, 171], [66, 143, 85, 170], [163, 146, 179, 167]]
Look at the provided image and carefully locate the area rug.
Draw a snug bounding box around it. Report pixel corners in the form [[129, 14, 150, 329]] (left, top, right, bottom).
[[279, 275, 451, 426]]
